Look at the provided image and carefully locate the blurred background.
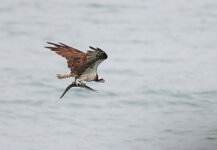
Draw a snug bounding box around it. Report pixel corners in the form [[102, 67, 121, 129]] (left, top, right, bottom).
[[0, 0, 217, 150]]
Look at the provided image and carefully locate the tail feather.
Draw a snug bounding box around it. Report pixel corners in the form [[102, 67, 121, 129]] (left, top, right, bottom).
[[57, 74, 74, 79]]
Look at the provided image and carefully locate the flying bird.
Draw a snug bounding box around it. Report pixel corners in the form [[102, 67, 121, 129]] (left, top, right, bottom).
[[45, 42, 108, 98]]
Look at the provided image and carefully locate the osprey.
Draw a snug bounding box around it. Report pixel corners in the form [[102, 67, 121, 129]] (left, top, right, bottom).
[[46, 42, 108, 86]]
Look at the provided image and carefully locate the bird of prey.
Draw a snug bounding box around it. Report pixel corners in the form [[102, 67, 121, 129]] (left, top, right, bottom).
[[45, 42, 108, 98]]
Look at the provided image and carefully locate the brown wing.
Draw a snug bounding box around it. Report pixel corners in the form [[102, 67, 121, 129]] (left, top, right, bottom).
[[45, 42, 87, 75]]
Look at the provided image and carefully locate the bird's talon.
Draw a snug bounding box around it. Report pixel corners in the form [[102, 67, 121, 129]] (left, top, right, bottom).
[[72, 81, 77, 86], [78, 82, 85, 87]]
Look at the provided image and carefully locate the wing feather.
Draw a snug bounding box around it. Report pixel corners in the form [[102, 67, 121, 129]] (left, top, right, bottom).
[[45, 42, 87, 75]]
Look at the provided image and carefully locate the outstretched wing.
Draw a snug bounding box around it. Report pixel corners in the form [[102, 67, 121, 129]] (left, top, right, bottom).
[[45, 42, 87, 75], [77, 46, 108, 76]]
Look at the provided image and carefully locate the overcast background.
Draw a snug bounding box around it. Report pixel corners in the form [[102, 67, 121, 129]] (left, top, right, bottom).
[[0, 0, 217, 150]]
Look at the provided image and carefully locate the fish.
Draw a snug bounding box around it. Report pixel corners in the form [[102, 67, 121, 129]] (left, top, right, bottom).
[[59, 83, 96, 99]]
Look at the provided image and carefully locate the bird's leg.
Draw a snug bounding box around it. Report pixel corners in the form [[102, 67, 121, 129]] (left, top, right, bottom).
[[72, 78, 77, 85], [78, 81, 85, 87]]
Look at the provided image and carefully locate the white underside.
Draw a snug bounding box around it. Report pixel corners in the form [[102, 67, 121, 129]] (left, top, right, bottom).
[[78, 71, 97, 82], [78, 59, 103, 82]]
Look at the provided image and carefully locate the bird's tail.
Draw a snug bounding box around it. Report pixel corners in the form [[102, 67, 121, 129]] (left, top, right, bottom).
[[57, 74, 74, 79]]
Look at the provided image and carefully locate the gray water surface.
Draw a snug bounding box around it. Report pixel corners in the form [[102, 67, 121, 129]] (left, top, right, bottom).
[[1, 0, 217, 150]]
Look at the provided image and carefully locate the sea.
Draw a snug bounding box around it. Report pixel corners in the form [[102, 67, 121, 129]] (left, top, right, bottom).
[[0, 0, 217, 150]]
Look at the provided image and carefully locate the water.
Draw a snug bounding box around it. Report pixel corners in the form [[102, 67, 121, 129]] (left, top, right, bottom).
[[1, 0, 217, 150]]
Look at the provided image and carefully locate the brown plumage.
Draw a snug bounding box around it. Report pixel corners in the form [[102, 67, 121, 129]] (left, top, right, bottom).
[[45, 42, 108, 84], [45, 42, 87, 76]]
